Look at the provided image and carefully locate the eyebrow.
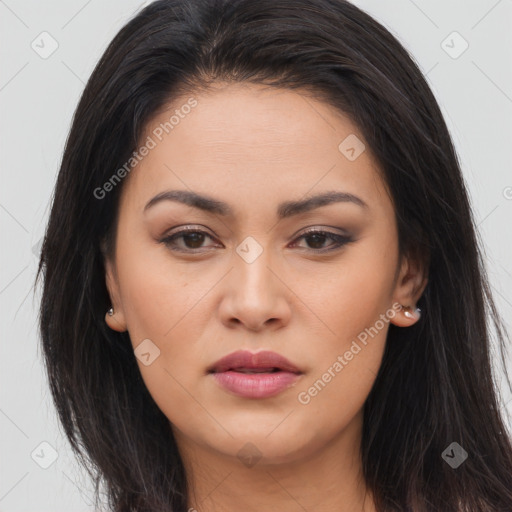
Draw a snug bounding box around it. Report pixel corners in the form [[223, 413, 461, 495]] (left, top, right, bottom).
[[143, 189, 368, 218]]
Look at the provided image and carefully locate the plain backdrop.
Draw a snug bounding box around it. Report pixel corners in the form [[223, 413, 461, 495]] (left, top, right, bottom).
[[1, 0, 511, 510]]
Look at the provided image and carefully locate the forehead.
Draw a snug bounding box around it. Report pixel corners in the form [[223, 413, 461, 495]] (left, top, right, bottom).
[[147, 82, 359, 158], [120, 83, 390, 215]]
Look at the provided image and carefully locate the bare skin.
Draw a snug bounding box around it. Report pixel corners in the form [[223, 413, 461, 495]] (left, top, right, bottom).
[[104, 82, 427, 512]]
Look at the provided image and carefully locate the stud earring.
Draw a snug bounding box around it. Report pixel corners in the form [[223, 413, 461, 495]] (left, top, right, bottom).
[[403, 305, 421, 319], [107, 307, 114, 316]]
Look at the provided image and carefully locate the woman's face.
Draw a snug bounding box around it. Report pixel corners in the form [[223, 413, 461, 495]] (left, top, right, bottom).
[[104, 82, 425, 467]]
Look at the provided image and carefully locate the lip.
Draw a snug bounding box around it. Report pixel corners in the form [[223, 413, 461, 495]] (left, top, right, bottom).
[[208, 350, 302, 374], [208, 350, 303, 399]]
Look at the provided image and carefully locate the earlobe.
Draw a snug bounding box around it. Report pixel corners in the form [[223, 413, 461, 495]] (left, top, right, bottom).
[[105, 306, 127, 332], [104, 257, 128, 332]]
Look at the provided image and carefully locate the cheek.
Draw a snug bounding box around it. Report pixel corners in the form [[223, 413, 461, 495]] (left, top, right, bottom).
[[115, 237, 209, 341], [290, 242, 395, 411], [297, 244, 397, 346], [115, 250, 211, 425], [293, 301, 389, 443], [114, 243, 217, 404]]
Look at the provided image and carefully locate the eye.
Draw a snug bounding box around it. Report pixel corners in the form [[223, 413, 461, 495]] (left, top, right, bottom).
[[290, 228, 353, 253], [160, 226, 221, 252]]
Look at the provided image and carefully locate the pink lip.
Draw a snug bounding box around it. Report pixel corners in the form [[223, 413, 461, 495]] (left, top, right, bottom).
[[208, 350, 303, 399]]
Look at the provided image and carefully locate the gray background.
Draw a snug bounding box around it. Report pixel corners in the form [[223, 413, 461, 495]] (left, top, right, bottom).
[[1, 0, 511, 510]]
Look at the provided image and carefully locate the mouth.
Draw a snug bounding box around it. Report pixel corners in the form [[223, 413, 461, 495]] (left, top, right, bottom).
[[207, 350, 302, 375], [207, 350, 303, 399]]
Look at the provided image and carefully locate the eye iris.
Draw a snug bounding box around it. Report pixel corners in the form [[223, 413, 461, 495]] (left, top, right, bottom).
[[183, 232, 206, 248], [306, 233, 327, 249]]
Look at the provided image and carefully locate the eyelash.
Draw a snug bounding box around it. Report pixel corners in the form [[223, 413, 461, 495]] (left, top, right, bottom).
[[159, 226, 353, 254]]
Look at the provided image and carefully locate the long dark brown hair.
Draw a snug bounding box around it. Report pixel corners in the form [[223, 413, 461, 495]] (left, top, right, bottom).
[[35, 0, 512, 510]]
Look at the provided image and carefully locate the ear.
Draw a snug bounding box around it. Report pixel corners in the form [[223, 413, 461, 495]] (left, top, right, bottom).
[[103, 252, 128, 332], [389, 248, 428, 328]]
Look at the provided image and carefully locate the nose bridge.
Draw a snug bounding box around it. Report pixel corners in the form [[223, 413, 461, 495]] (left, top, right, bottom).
[[219, 234, 291, 330], [233, 234, 277, 299]]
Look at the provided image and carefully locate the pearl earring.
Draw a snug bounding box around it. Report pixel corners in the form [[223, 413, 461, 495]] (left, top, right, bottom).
[[403, 305, 421, 319], [107, 307, 114, 316]]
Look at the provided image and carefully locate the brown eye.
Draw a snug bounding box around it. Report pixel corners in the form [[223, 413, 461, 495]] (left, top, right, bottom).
[[291, 229, 353, 253], [160, 227, 220, 252]]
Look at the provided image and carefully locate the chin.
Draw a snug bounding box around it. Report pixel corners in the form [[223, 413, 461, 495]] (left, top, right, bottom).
[[199, 424, 319, 466]]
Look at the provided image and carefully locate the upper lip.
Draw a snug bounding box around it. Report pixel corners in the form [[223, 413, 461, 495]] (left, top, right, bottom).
[[208, 350, 302, 374]]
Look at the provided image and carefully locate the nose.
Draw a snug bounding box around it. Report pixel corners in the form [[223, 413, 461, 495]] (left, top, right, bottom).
[[218, 244, 292, 332]]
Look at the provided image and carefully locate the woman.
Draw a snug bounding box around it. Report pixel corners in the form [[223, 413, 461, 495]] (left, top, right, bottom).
[[35, 0, 512, 510]]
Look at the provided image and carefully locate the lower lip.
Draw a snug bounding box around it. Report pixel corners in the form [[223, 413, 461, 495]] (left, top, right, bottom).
[[211, 370, 301, 398]]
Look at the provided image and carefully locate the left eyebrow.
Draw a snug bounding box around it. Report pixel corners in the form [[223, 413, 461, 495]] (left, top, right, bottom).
[[143, 189, 369, 218], [277, 190, 369, 218]]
